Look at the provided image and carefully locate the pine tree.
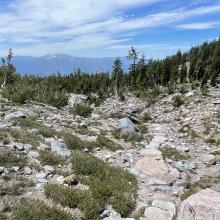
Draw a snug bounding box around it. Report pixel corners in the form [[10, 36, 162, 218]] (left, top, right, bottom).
[[112, 58, 123, 96]]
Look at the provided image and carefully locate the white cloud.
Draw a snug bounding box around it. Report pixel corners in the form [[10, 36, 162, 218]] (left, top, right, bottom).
[[0, 0, 220, 56], [176, 21, 220, 30]]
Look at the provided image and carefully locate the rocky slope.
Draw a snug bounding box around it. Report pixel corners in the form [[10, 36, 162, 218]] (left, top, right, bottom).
[[0, 85, 219, 220]]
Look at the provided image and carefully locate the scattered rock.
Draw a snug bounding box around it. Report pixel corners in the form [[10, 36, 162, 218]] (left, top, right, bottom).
[[13, 142, 24, 151], [23, 166, 32, 175], [43, 165, 55, 175], [144, 207, 174, 220], [202, 154, 216, 166], [178, 189, 220, 220], [4, 111, 27, 120], [152, 200, 176, 216]]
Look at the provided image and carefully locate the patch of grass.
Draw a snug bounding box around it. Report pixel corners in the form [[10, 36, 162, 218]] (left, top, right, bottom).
[[121, 132, 143, 143], [0, 130, 10, 144], [160, 147, 190, 161], [190, 130, 200, 140], [112, 129, 143, 143], [196, 176, 220, 189], [172, 95, 184, 108], [69, 102, 93, 118], [12, 198, 75, 220], [141, 112, 151, 122], [139, 124, 148, 134], [62, 133, 85, 150], [13, 117, 56, 138], [180, 188, 198, 200], [76, 128, 96, 136], [0, 149, 27, 167], [44, 184, 100, 220], [62, 132, 122, 152], [0, 175, 33, 197], [112, 129, 121, 139], [71, 152, 137, 217], [39, 150, 65, 166], [180, 175, 220, 200], [205, 138, 216, 144], [12, 129, 42, 147], [96, 135, 123, 151]]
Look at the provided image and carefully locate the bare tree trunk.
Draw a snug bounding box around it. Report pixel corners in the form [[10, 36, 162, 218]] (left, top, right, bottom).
[[1, 69, 7, 89]]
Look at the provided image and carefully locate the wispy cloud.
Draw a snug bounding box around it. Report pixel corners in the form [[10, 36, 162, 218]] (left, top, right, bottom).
[[176, 21, 220, 30], [0, 0, 220, 56]]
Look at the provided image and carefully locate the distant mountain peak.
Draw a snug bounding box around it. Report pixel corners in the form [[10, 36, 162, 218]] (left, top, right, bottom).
[[11, 54, 132, 76], [46, 52, 57, 58]]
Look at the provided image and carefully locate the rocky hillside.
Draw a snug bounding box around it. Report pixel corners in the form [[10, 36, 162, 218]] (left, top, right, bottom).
[[0, 85, 220, 220]]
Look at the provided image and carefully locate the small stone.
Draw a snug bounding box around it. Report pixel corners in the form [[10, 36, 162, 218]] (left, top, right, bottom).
[[43, 165, 55, 175], [14, 142, 24, 151], [23, 166, 32, 175], [202, 154, 216, 166], [185, 91, 194, 97], [35, 172, 47, 179], [12, 166, 20, 172], [28, 151, 39, 158]]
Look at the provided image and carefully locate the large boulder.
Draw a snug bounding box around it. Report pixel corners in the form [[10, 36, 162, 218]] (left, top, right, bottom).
[[178, 189, 220, 220], [116, 117, 138, 133]]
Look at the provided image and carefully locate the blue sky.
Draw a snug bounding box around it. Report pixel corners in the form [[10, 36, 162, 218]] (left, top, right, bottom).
[[0, 0, 220, 58]]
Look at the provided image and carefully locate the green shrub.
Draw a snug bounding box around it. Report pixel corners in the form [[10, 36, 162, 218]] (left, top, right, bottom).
[[0, 149, 27, 167], [121, 132, 143, 143], [44, 184, 101, 220], [12, 198, 75, 220], [62, 133, 84, 150], [96, 135, 123, 151], [71, 152, 137, 217], [180, 188, 198, 200], [13, 117, 55, 138], [70, 102, 93, 118], [3, 84, 35, 104], [160, 147, 190, 161], [141, 112, 151, 122], [172, 95, 184, 107], [205, 138, 216, 144], [39, 150, 65, 166], [139, 124, 148, 134], [179, 86, 188, 94]]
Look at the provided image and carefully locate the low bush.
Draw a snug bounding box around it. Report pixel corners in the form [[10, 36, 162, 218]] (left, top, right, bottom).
[[39, 150, 65, 166], [141, 112, 151, 122], [71, 152, 137, 217], [160, 147, 190, 161], [13, 117, 56, 138], [12, 198, 75, 220], [44, 184, 100, 220], [70, 102, 93, 118], [96, 135, 123, 151], [0, 149, 27, 167], [172, 95, 184, 107], [139, 124, 148, 134], [62, 133, 85, 150]]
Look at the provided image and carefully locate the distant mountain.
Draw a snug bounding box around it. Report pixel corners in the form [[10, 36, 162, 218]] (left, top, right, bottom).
[[11, 53, 132, 76]]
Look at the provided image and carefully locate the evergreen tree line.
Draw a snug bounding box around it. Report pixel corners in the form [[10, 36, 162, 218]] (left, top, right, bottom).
[[0, 38, 219, 108]]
